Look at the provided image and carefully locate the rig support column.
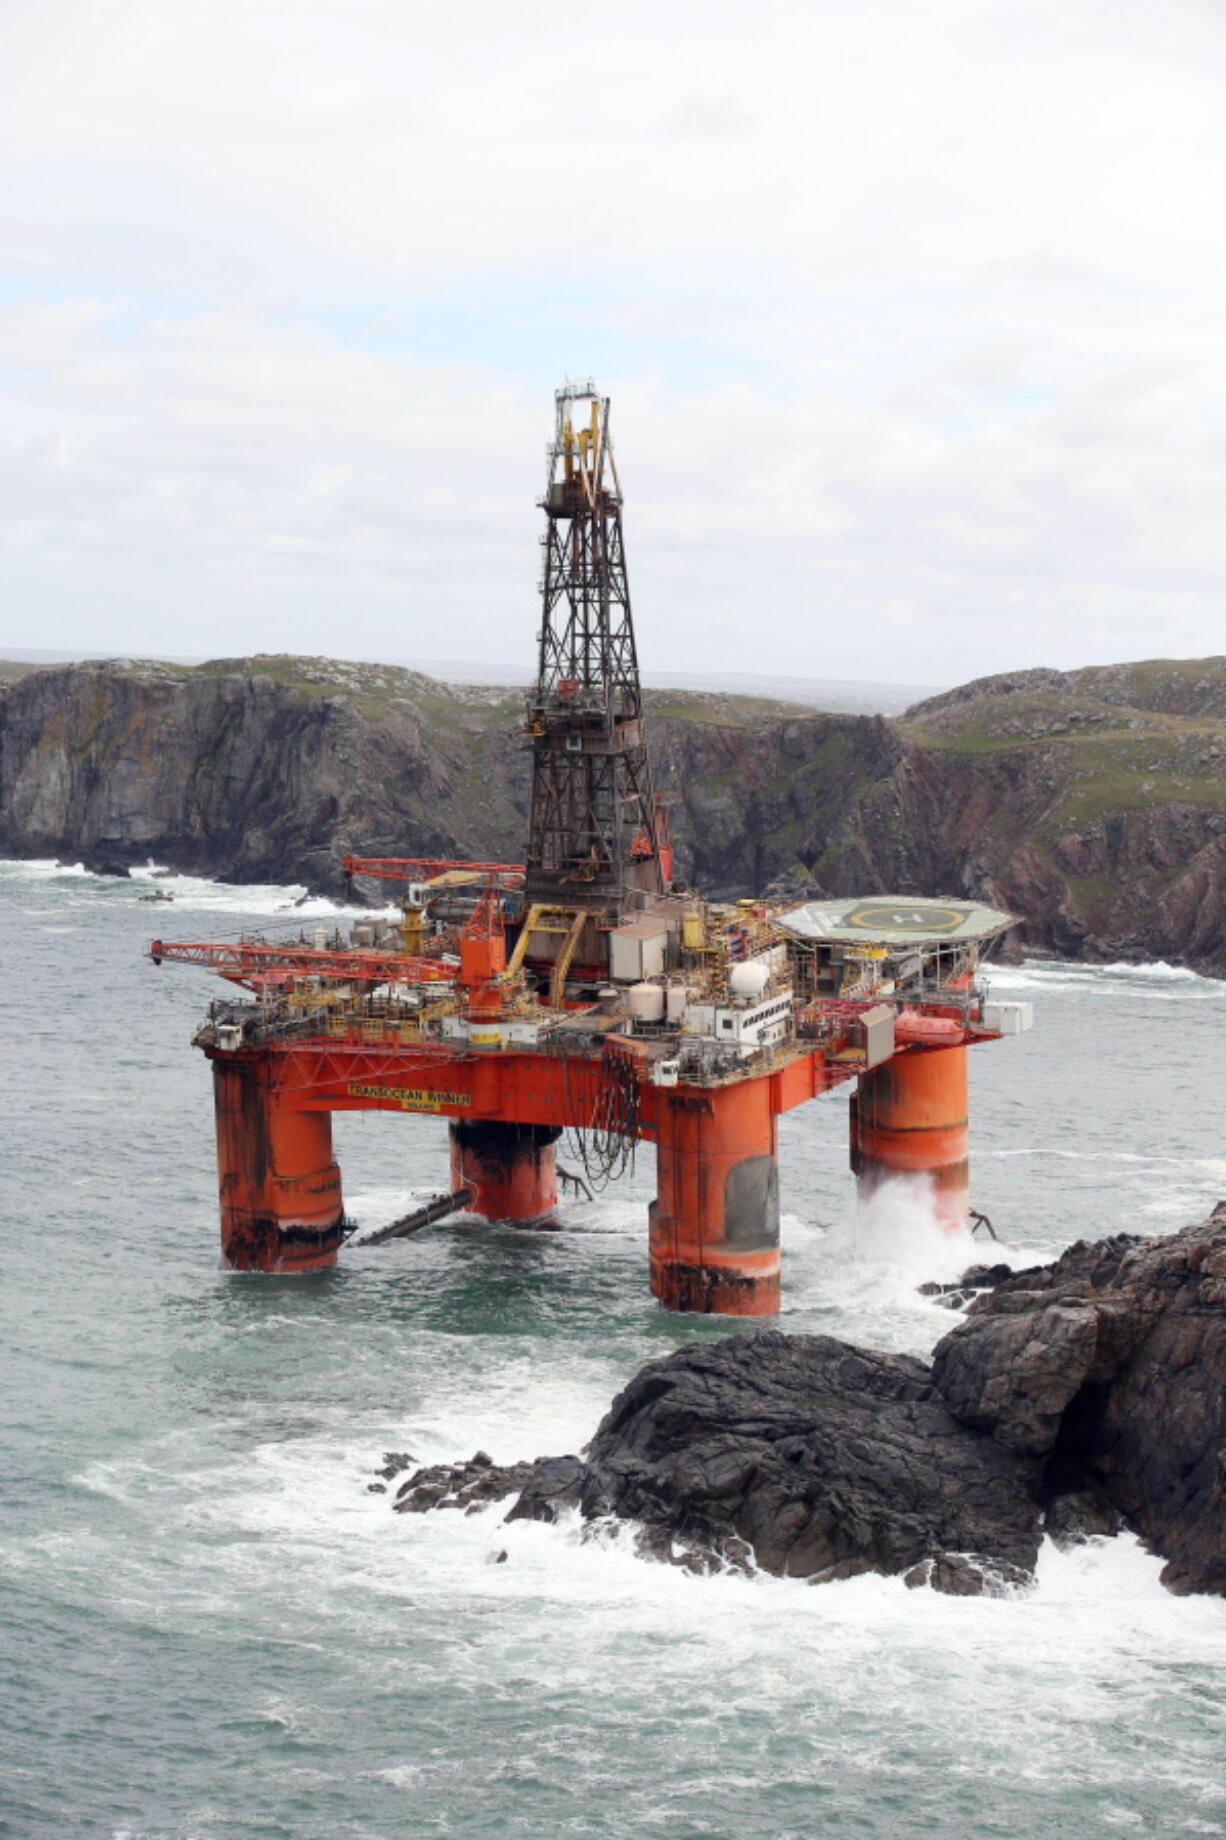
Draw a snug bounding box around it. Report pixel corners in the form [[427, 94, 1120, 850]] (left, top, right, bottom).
[[212, 1058, 344, 1272], [449, 1121, 560, 1222], [851, 1044, 970, 1231], [650, 1082, 780, 1315]]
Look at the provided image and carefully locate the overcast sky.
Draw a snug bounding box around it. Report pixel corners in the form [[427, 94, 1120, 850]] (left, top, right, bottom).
[[3, 0, 1225, 686]]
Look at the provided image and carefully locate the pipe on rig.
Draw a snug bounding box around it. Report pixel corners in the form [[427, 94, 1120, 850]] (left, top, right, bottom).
[[354, 1187, 474, 1246], [649, 1080, 781, 1315], [850, 1043, 970, 1232], [212, 1060, 345, 1272], [448, 1120, 561, 1222]]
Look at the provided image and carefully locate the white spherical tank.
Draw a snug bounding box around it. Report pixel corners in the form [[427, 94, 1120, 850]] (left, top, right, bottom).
[[729, 960, 770, 1001], [629, 982, 666, 1023]]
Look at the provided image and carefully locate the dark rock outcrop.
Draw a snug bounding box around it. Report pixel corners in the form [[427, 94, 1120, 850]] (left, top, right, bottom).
[[932, 1210, 1226, 1594], [918, 1261, 1014, 1310], [932, 1297, 1101, 1455], [389, 1333, 1045, 1595], [381, 1210, 1226, 1598]]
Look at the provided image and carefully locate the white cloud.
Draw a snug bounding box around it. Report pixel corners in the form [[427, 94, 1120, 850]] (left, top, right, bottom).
[[2, 0, 1226, 682]]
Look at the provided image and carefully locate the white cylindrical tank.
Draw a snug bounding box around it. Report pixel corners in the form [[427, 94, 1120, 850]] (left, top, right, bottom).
[[629, 981, 666, 1024], [313, 927, 329, 951], [729, 960, 770, 1001], [665, 981, 688, 1023]]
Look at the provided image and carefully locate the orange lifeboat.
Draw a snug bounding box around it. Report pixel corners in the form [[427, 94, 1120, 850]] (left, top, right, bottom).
[[893, 1008, 963, 1045]]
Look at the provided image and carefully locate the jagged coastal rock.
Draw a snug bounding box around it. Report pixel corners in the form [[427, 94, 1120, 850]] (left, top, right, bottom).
[[933, 1215, 1226, 1594], [380, 1208, 1226, 1597], [1, 651, 1224, 971]]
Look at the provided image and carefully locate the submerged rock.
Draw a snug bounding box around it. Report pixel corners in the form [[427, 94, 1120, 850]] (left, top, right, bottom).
[[377, 1208, 1226, 1599], [918, 1261, 1018, 1311]]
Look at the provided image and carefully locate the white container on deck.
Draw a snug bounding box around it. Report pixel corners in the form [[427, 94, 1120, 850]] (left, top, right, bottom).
[[982, 1000, 1034, 1035], [629, 982, 666, 1024]]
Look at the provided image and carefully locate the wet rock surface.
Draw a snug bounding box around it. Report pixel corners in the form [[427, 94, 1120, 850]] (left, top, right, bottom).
[[934, 1209, 1226, 1594], [382, 1335, 1046, 1596], [918, 1262, 1015, 1310], [378, 1209, 1226, 1598]]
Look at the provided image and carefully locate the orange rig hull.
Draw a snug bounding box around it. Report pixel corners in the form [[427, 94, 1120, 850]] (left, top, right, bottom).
[[213, 1058, 346, 1273], [851, 1044, 971, 1233], [449, 1120, 560, 1221], [204, 1032, 979, 1305]]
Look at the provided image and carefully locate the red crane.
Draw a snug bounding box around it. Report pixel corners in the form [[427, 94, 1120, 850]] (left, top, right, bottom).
[[148, 938, 456, 992]]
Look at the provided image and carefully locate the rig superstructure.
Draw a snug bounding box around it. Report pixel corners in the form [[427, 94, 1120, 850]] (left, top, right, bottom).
[[151, 382, 1031, 1314]]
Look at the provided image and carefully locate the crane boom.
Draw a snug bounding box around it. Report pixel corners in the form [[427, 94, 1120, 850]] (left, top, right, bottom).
[[149, 938, 457, 990], [342, 855, 524, 883]]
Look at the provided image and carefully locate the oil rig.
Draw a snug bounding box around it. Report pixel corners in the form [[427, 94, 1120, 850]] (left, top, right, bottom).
[[151, 382, 1031, 1314]]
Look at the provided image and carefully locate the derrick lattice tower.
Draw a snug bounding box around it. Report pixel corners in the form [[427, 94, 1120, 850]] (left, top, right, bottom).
[[525, 382, 665, 914]]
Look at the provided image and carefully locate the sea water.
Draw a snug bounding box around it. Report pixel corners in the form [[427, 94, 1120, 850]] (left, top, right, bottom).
[[3, 857, 1226, 1838]]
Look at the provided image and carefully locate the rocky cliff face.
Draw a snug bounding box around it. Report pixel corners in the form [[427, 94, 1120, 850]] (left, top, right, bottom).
[[1, 650, 1223, 973], [885, 660, 1226, 974], [0, 657, 528, 893]]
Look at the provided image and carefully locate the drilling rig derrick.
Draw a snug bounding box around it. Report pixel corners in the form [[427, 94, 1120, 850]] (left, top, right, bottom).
[[525, 383, 664, 916]]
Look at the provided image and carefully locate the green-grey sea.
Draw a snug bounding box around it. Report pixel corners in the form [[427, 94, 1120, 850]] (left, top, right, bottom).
[[4, 856, 1226, 1838]]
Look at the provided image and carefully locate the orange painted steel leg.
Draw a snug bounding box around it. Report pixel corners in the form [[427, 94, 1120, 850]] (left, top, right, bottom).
[[851, 1045, 970, 1232], [212, 1058, 344, 1272], [650, 1081, 780, 1315], [449, 1121, 560, 1222]]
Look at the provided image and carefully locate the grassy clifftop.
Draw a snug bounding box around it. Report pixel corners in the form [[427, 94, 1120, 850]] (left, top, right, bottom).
[[901, 662, 1226, 831]]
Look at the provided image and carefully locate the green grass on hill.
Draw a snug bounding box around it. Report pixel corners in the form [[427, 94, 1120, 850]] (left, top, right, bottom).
[[902, 682, 1226, 831]]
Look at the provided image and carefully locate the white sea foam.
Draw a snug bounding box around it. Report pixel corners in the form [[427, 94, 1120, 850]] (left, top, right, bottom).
[[990, 957, 1206, 984], [0, 854, 92, 879], [986, 958, 1223, 1000], [44, 1290, 1226, 1836], [0, 854, 394, 919], [984, 1145, 1226, 1169], [171, 1416, 1226, 1701], [821, 1174, 1019, 1282]]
